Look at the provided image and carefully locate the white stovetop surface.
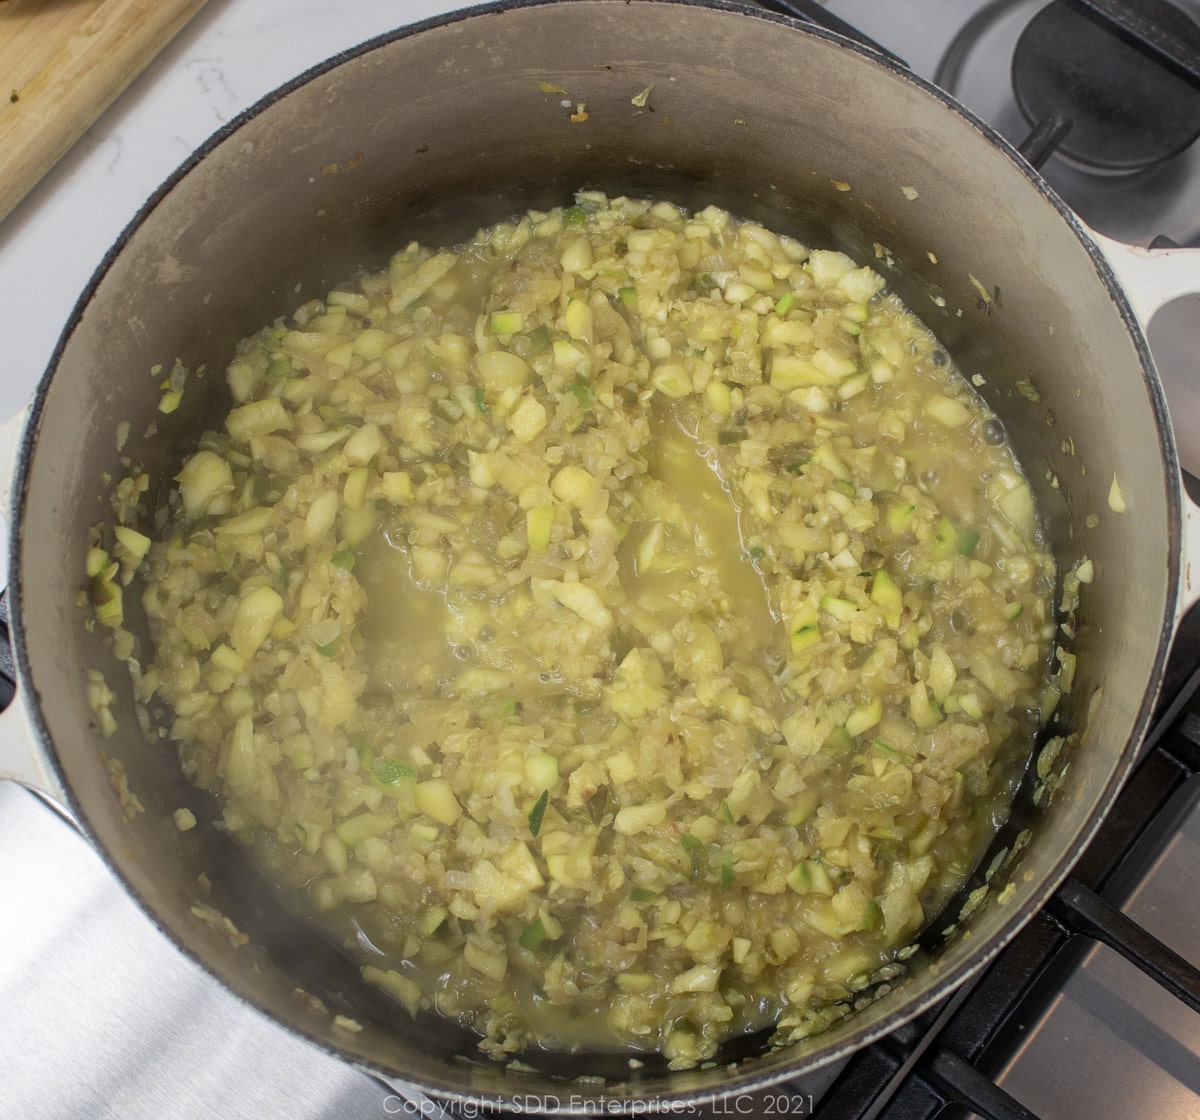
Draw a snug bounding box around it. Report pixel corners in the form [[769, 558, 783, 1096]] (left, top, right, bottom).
[[0, 3, 472, 1118]]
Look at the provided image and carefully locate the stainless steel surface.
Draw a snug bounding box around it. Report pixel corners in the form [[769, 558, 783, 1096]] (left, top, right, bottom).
[[1150, 299, 1200, 478], [995, 778, 1200, 1116], [0, 783, 401, 1119]]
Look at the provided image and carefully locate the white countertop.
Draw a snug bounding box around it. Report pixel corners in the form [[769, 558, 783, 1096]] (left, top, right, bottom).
[[0, 0, 474, 424]]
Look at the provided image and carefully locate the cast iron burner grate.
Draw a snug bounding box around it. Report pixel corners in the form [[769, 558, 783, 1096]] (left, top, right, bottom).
[[1012, 0, 1200, 172]]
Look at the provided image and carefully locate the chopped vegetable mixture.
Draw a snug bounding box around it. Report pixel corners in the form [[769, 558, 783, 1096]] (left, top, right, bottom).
[[90, 194, 1056, 1068]]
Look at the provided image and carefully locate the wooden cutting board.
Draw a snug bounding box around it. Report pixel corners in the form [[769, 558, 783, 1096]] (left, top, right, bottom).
[[0, 0, 209, 222]]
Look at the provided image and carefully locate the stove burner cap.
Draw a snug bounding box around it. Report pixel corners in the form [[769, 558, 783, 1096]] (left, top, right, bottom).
[[1012, 0, 1200, 173]]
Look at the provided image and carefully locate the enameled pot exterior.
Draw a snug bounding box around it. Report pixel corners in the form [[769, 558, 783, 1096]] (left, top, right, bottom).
[[6, 0, 1190, 1105]]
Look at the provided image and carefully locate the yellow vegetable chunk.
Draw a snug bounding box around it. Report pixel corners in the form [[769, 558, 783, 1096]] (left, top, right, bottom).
[[229, 586, 284, 660], [226, 398, 293, 443], [343, 422, 386, 466], [415, 779, 461, 826], [507, 394, 548, 443], [176, 451, 234, 519]]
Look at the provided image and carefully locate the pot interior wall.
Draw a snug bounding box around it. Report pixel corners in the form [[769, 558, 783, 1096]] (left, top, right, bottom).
[[15, 0, 1179, 1101]]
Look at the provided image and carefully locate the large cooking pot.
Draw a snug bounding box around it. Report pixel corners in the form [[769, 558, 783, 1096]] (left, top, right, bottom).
[[2, 0, 1198, 1107]]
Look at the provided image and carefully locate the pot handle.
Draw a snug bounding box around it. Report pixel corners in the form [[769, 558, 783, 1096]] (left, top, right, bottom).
[[1090, 232, 1199, 322], [1091, 232, 1200, 616], [0, 691, 73, 820], [0, 401, 73, 818]]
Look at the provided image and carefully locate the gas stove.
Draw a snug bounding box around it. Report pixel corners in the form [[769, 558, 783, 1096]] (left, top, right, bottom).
[[0, 2, 1197, 1118]]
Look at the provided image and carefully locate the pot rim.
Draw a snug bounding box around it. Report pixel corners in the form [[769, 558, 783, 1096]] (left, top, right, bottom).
[[7, 0, 1186, 1105]]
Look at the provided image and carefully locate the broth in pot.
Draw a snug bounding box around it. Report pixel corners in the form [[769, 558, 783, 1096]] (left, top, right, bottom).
[[88, 194, 1055, 1069]]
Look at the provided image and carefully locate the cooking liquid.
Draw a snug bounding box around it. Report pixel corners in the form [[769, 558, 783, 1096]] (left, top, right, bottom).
[[122, 197, 1059, 1065]]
